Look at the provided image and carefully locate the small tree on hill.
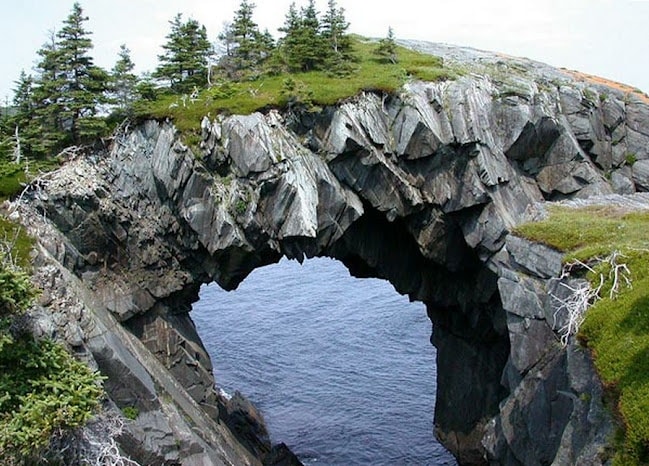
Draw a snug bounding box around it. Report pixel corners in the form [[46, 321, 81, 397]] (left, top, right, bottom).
[[30, 32, 69, 156], [279, 0, 326, 72], [110, 44, 139, 116], [55, 2, 109, 144], [155, 14, 213, 93], [322, 0, 352, 59], [9, 71, 36, 161], [218, 1, 274, 79], [374, 26, 398, 64]]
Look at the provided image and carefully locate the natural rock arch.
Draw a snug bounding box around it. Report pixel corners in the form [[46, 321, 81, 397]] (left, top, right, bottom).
[[16, 53, 649, 464]]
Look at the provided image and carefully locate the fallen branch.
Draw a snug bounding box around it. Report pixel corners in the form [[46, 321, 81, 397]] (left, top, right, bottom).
[[550, 250, 631, 346]]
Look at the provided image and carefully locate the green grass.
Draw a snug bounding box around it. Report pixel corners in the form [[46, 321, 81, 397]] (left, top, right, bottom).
[[136, 36, 457, 137], [514, 205, 649, 464], [0, 216, 34, 270], [0, 157, 52, 269], [513, 205, 649, 262], [0, 158, 60, 201]]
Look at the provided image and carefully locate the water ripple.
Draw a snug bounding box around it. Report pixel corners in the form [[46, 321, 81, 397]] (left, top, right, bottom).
[[191, 257, 457, 465]]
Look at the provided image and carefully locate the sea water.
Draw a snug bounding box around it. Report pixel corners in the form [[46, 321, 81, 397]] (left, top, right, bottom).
[[191, 257, 457, 465]]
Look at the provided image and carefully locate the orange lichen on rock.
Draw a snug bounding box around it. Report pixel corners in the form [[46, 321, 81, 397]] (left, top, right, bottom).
[[565, 69, 649, 104]]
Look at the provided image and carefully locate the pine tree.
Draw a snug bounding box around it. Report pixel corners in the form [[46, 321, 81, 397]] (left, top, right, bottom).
[[297, 0, 325, 71], [375, 26, 398, 64], [218, 1, 275, 80], [279, 0, 325, 72], [110, 44, 138, 116], [322, 0, 351, 57], [10, 71, 39, 160], [155, 14, 213, 93], [321, 0, 353, 76], [55, 2, 109, 144], [30, 32, 68, 156]]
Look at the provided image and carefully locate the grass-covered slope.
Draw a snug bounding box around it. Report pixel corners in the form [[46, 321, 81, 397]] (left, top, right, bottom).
[[136, 36, 457, 136], [514, 205, 649, 465]]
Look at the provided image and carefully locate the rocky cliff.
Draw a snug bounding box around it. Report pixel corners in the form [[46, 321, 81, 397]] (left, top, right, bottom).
[[10, 42, 649, 465]]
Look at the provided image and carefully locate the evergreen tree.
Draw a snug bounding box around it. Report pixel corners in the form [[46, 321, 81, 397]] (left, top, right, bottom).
[[7, 3, 108, 159], [218, 1, 275, 79], [110, 44, 138, 116], [229, 0, 261, 70], [321, 0, 353, 76], [322, 0, 351, 57], [155, 14, 213, 93], [135, 72, 159, 101], [55, 2, 109, 144], [279, 0, 325, 72], [30, 33, 68, 156], [278, 2, 302, 71], [10, 71, 39, 160], [375, 26, 398, 64], [297, 0, 325, 71]]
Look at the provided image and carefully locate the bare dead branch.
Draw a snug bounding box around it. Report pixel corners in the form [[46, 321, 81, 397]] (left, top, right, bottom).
[[551, 250, 630, 347]]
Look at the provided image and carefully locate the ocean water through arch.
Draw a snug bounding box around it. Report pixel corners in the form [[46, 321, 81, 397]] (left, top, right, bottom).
[[191, 256, 457, 465]]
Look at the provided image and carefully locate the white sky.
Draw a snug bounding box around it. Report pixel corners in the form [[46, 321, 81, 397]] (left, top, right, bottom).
[[1, 0, 648, 102]]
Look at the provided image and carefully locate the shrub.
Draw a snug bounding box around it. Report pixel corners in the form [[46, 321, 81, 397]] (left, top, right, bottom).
[[122, 406, 139, 420], [0, 230, 104, 464], [0, 330, 104, 462]]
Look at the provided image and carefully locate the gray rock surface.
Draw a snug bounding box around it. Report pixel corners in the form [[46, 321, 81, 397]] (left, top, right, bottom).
[[11, 40, 649, 465]]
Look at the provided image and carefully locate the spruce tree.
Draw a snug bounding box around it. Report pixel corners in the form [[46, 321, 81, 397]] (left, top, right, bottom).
[[30, 33, 68, 156], [155, 14, 213, 93], [322, 0, 351, 57], [55, 2, 109, 144], [10, 71, 40, 160], [297, 0, 325, 72], [111, 44, 138, 116], [8, 3, 108, 158], [375, 26, 398, 64], [279, 0, 325, 72], [218, 1, 275, 79], [321, 0, 353, 76], [278, 3, 302, 72], [229, 0, 261, 71]]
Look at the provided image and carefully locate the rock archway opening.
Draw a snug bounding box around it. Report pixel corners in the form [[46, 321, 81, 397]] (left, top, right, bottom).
[[191, 256, 457, 465]]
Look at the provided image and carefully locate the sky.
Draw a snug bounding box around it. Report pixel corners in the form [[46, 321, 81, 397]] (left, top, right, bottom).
[[1, 0, 648, 102]]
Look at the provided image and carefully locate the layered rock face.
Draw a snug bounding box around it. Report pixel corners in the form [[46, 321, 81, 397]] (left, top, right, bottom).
[[13, 44, 649, 465]]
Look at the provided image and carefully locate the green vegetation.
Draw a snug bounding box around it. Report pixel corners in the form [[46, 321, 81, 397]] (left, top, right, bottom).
[[514, 205, 649, 465], [626, 153, 638, 166], [0, 217, 35, 270], [0, 158, 60, 201], [0, 218, 104, 463], [136, 36, 452, 135], [122, 406, 140, 420], [0, 327, 104, 462], [374, 26, 398, 64], [514, 205, 649, 262], [154, 13, 213, 93], [1, 0, 453, 171]]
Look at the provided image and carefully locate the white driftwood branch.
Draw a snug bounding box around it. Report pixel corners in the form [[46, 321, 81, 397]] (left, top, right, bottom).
[[551, 250, 630, 346]]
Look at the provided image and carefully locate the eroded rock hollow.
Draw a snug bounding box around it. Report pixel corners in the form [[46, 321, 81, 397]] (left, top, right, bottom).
[[13, 44, 649, 465]]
